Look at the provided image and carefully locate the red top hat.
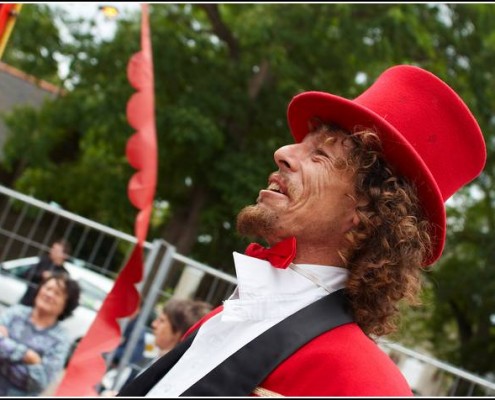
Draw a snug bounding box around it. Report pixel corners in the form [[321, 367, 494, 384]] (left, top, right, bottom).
[[287, 65, 486, 266]]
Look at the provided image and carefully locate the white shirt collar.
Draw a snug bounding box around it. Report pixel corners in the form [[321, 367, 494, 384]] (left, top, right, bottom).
[[221, 252, 349, 321]]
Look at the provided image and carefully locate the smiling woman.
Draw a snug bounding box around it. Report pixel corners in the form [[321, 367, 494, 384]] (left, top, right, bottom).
[[0, 275, 80, 396]]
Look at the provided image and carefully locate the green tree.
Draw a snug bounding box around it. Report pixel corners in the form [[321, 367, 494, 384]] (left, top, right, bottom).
[[394, 4, 495, 385], [2, 4, 66, 84]]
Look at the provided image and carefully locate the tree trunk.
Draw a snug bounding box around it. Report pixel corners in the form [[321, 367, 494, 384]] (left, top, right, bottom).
[[161, 185, 207, 256]]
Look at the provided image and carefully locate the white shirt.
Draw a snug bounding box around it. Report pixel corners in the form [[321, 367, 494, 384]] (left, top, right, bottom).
[[146, 252, 349, 397]]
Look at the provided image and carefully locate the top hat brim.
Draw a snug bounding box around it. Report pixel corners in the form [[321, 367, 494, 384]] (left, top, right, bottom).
[[287, 91, 445, 266]]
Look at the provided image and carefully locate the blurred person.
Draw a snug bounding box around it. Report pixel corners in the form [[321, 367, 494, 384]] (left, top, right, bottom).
[[110, 313, 147, 368], [0, 274, 80, 396], [98, 310, 147, 397], [19, 238, 72, 306], [118, 65, 486, 396], [152, 299, 213, 356], [101, 299, 212, 396]]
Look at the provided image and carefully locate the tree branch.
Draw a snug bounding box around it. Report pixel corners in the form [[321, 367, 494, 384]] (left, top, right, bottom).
[[198, 4, 240, 61], [248, 59, 271, 100]]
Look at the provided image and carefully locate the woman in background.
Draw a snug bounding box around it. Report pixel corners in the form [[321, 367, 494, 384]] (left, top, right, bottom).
[[152, 299, 213, 356], [0, 274, 80, 396], [100, 298, 212, 396], [19, 239, 72, 306]]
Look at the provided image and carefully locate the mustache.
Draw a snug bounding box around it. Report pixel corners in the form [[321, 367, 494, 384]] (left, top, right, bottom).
[[267, 171, 295, 198]]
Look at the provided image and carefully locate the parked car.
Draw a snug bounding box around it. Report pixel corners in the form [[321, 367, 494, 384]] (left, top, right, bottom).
[[0, 256, 159, 362]]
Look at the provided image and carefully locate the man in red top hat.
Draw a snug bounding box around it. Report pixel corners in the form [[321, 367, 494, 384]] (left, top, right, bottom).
[[118, 65, 486, 397]]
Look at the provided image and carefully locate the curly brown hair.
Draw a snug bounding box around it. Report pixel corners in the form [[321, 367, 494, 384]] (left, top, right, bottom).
[[313, 122, 432, 337]]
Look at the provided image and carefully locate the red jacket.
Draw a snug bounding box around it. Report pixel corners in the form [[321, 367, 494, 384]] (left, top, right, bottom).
[[257, 322, 412, 396], [185, 307, 412, 397]]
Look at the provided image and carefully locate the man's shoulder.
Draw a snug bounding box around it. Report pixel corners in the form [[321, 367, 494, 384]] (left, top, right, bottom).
[[58, 265, 70, 274], [35, 256, 53, 270], [263, 323, 412, 396], [287, 323, 408, 381], [297, 323, 399, 367], [51, 263, 70, 276]]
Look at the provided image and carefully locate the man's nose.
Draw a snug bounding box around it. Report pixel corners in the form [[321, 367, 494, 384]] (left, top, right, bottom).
[[274, 143, 299, 171]]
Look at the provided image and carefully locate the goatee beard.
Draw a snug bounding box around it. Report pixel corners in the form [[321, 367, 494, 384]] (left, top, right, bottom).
[[236, 204, 277, 239]]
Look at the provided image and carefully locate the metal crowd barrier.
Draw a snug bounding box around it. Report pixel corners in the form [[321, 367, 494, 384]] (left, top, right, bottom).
[[0, 183, 493, 396]]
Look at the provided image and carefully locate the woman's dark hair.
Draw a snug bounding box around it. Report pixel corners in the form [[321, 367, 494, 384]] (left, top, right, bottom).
[[34, 274, 80, 321]]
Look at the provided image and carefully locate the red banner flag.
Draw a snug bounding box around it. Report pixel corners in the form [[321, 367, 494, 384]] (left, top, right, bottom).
[[55, 4, 157, 396]]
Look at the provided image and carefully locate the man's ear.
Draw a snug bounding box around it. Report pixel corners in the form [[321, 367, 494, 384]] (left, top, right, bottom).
[[344, 193, 364, 232], [352, 212, 360, 227], [341, 208, 360, 235]]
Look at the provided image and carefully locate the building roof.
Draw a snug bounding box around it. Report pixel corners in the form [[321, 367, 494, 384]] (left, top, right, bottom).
[[0, 61, 64, 110], [0, 62, 64, 157]]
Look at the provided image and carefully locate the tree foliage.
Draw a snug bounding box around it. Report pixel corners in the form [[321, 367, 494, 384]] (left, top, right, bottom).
[[2, 4, 66, 83], [0, 4, 494, 377], [394, 4, 495, 379]]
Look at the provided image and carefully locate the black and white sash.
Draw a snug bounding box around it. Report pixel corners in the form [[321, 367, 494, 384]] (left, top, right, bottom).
[[118, 289, 353, 397]]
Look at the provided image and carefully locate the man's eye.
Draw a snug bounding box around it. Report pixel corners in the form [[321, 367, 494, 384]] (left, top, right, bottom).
[[314, 148, 329, 158]]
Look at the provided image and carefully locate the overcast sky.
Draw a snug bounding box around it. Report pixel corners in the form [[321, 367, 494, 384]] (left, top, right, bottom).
[[46, 3, 141, 82], [49, 2, 141, 41]]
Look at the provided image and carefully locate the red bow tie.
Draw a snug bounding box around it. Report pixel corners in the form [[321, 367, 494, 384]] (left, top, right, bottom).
[[244, 236, 297, 269]]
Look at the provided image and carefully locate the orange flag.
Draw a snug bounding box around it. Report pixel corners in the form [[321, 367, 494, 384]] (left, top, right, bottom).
[[55, 4, 157, 396], [0, 4, 22, 59]]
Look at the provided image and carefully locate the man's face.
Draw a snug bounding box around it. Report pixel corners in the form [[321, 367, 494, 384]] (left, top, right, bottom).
[[49, 243, 67, 265], [237, 130, 359, 255]]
